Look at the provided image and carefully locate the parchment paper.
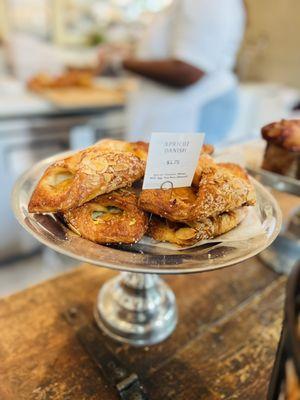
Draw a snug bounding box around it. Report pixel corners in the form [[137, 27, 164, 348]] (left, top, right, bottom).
[[139, 206, 267, 251]]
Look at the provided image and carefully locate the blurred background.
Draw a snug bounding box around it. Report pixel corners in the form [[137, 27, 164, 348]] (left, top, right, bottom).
[[0, 0, 300, 296]]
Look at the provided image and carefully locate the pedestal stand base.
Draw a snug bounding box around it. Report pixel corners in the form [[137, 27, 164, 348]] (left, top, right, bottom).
[[94, 272, 177, 346]]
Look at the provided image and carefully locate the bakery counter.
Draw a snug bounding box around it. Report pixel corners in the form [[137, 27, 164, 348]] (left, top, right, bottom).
[[0, 76, 126, 263], [0, 77, 125, 122]]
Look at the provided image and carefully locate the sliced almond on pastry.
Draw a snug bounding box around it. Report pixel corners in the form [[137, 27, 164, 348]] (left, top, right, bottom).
[[191, 163, 256, 220], [28, 150, 145, 213]]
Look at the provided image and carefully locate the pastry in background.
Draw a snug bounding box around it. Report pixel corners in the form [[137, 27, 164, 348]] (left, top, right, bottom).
[[94, 140, 212, 165], [27, 71, 93, 91], [261, 119, 300, 179], [29, 150, 145, 213], [64, 189, 148, 244], [139, 153, 215, 222]]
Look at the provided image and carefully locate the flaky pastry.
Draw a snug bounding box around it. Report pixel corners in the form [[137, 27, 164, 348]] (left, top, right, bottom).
[[139, 154, 215, 222], [148, 207, 247, 246], [64, 189, 148, 244], [139, 159, 255, 222], [139, 187, 197, 222], [29, 150, 145, 213], [95, 139, 149, 161], [191, 162, 256, 220]]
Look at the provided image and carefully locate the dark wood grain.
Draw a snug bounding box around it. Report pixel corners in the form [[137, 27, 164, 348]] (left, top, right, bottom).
[[147, 278, 285, 400], [0, 259, 284, 400]]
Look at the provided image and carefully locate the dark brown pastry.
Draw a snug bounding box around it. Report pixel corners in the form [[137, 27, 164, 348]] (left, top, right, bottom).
[[262, 119, 300, 178]]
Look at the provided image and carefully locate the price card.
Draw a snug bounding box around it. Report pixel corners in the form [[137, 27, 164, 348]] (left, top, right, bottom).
[[142, 132, 205, 190]]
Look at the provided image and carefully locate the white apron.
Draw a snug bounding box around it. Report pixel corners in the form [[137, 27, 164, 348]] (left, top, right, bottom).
[[126, 0, 246, 141]]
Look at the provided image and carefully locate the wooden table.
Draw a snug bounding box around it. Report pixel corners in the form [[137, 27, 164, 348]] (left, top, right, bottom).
[[0, 259, 285, 400], [1, 187, 298, 399]]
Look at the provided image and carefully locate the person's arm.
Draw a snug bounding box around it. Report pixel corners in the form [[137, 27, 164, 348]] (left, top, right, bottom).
[[122, 58, 204, 88]]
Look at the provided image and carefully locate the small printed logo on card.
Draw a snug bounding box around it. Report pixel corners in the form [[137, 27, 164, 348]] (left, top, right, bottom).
[[142, 132, 205, 190]]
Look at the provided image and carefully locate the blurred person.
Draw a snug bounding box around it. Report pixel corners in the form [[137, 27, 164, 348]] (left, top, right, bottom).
[[100, 0, 246, 143]]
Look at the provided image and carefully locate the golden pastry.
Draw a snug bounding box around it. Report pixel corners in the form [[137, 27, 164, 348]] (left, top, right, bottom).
[[139, 187, 198, 222], [95, 139, 149, 161], [139, 153, 215, 221], [64, 189, 148, 244], [139, 160, 255, 222], [192, 153, 216, 187], [192, 162, 256, 220], [148, 207, 247, 246], [95, 140, 210, 163], [201, 143, 214, 155], [29, 150, 145, 213], [148, 216, 199, 246]]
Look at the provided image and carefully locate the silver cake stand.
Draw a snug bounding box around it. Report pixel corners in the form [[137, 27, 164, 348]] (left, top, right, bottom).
[[12, 153, 282, 346]]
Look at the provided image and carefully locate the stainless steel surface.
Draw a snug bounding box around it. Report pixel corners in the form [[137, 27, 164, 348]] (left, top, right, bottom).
[[247, 167, 300, 197], [94, 272, 177, 346], [12, 150, 282, 345]]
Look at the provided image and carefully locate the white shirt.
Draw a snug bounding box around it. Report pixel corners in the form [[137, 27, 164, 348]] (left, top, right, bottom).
[[126, 0, 246, 140]]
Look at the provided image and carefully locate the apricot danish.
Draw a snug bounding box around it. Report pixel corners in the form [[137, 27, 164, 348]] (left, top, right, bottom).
[[148, 207, 247, 246], [64, 189, 148, 244], [28, 150, 145, 213]]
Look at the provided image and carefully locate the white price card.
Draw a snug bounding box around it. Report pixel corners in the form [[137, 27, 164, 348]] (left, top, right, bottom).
[[142, 132, 205, 190]]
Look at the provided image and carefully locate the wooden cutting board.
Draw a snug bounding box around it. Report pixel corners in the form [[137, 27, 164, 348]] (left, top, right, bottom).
[[41, 86, 126, 109]]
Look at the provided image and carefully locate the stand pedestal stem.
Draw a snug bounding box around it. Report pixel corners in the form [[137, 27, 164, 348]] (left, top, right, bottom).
[[94, 272, 177, 346]]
